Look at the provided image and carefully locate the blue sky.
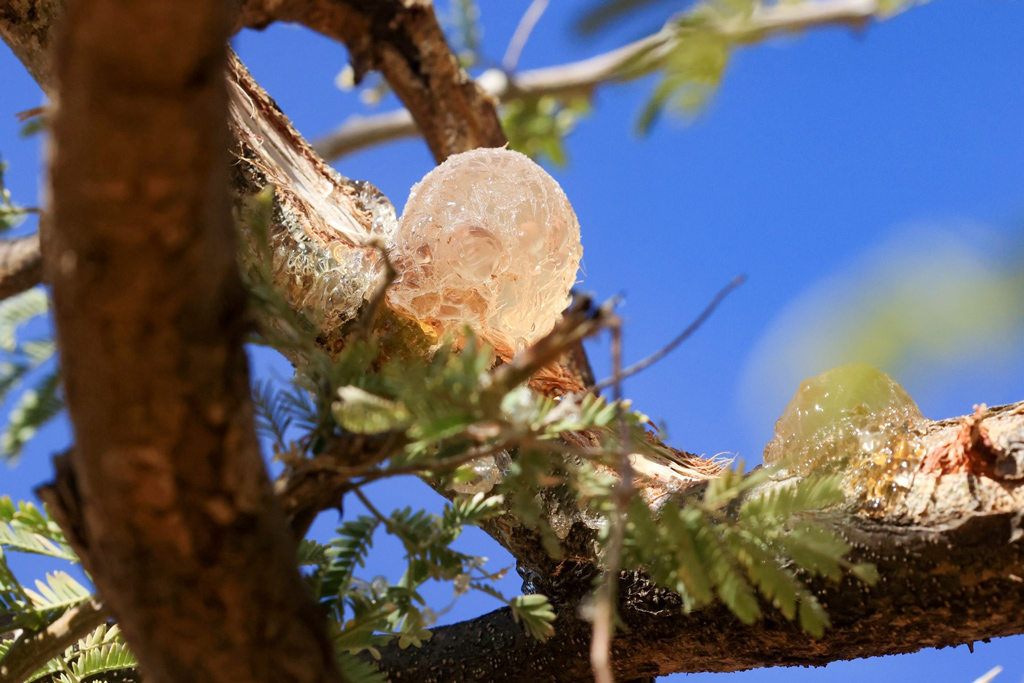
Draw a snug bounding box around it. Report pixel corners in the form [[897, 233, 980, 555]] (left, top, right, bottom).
[[2, 0, 1023, 680]]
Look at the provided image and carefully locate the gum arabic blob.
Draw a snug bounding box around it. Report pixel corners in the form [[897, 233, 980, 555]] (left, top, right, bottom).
[[386, 148, 583, 356], [764, 363, 926, 514]]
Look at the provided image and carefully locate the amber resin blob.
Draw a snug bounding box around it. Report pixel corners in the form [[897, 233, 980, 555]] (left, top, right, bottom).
[[386, 148, 583, 356], [764, 364, 926, 514]]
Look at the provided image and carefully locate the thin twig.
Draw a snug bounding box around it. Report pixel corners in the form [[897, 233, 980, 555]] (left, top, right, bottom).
[[521, 435, 619, 464], [590, 316, 634, 683], [311, 109, 419, 161], [592, 274, 745, 393], [487, 293, 612, 395], [356, 237, 398, 337], [354, 440, 513, 485], [502, 0, 549, 72], [972, 666, 1004, 683], [312, 0, 899, 160], [352, 486, 391, 528], [14, 106, 49, 123]]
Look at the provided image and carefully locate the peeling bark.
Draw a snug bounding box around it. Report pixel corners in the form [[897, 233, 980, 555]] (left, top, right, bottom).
[[43, 0, 343, 681]]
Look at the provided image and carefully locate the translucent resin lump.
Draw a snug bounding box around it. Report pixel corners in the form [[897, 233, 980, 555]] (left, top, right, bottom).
[[764, 364, 925, 514], [386, 148, 583, 356]]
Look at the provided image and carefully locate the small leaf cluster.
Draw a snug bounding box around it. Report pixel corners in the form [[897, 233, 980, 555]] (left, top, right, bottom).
[[616, 0, 750, 133], [301, 491, 529, 663], [0, 161, 62, 463], [0, 623, 137, 683], [0, 288, 62, 462], [446, 0, 482, 67], [503, 96, 592, 167], [0, 157, 33, 234], [582, 0, 924, 134], [0, 497, 76, 563], [0, 500, 138, 683], [622, 466, 877, 637], [1, 498, 86, 633], [0, 567, 91, 634], [244, 304, 637, 652]]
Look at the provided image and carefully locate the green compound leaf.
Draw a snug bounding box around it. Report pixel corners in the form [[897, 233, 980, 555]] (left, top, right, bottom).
[[0, 497, 77, 562], [1, 371, 64, 462], [333, 386, 411, 435], [510, 593, 556, 641]]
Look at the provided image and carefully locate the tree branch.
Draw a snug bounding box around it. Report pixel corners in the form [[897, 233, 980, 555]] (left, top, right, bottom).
[[369, 402, 1024, 682], [312, 109, 419, 163], [43, 0, 343, 682], [0, 234, 42, 300], [312, 0, 899, 161], [0, 599, 108, 683], [0, 0, 62, 86], [236, 0, 506, 163]]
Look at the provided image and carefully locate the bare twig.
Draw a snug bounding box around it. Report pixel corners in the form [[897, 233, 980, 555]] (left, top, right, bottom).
[[13, 106, 48, 123], [972, 666, 1004, 683], [312, 0, 902, 160], [503, 0, 549, 72], [355, 440, 513, 485], [590, 316, 634, 683], [356, 237, 398, 337], [487, 294, 612, 396], [352, 486, 390, 529], [592, 275, 745, 393], [311, 109, 419, 161]]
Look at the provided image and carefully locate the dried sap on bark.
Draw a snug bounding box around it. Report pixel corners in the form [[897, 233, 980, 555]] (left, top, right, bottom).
[[387, 148, 583, 357], [764, 364, 926, 515], [449, 453, 510, 495]]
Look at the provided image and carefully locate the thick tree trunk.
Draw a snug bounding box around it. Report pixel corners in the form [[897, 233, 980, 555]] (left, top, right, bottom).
[[42, 1, 343, 682]]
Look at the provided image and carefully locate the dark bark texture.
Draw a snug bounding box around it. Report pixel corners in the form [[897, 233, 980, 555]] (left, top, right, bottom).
[[372, 511, 1024, 682]]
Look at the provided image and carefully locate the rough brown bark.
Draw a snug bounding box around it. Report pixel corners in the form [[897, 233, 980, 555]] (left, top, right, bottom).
[[0, 0, 62, 86], [0, 234, 43, 299], [373, 506, 1024, 682], [44, 1, 343, 682], [370, 403, 1024, 682], [236, 0, 506, 163]]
